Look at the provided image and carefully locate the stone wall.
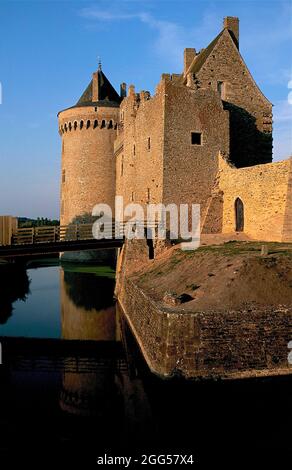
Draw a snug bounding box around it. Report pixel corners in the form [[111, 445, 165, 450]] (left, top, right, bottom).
[[195, 28, 272, 166], [115, 78, 230, 225], [59, 105, 119, 225], [217, 154, 292, 241], [118, 274, 292, 379], [115, 84, 165, 211], [163, 79, 229, 221]]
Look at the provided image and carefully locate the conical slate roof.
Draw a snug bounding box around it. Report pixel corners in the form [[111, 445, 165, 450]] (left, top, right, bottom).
[[76, 68, 122, 108]]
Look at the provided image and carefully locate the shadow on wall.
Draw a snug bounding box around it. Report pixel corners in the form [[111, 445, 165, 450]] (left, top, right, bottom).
[[0, 264, 30, 324], [224, 102, 272, 168]]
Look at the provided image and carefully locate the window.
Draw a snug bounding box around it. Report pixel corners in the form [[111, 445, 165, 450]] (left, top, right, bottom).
[[93, 120, 98, 129], [121, 155, 124, 177], [80, 120, 84, 129], [86, 120, 91, 129], [147, 137, 151, 150], [217, 81, 224, 98], [133, 144, 136, 156], [62, 169, 66, 183], [191, 132, 202, 145], [131, 191, 134, 202], [147, 188, 150, 203]]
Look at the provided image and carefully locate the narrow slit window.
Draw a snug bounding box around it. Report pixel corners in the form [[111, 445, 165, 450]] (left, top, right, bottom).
[[147, 188, 150, 203], [148, 137, 151, 150], [191, 132, 202, 145], [121, 155, 124, 177], [217, 81, 224, 98]]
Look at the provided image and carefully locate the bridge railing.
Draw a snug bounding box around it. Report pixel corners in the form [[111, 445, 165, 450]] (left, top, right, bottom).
[[8, 221, 159, 246], [11, 224, 96, 245]]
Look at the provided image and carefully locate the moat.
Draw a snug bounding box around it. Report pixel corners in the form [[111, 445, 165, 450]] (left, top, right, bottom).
[[0, 260, 291, 466]]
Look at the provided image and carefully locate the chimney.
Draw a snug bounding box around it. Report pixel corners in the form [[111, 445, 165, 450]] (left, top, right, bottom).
[[128, 84, 135, 98], [120, 82, 127, 99], [92, 72, 99, 101], [224, 17, 239, 49], [184, 48, 196, 75]]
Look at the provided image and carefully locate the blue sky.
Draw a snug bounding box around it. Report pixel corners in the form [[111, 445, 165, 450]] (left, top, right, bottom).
[[0, 0, 291, 219]]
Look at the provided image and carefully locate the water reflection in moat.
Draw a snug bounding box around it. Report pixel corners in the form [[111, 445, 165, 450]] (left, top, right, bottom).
[[0, 261, 291, 465]]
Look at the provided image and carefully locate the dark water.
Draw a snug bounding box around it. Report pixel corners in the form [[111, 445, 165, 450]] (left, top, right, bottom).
[[0, 261, 291, 467]]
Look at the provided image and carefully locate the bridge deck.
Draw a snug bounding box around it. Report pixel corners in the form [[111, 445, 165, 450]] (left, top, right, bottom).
[[0, 238, 123, 257], [0, 222, 157, 257]]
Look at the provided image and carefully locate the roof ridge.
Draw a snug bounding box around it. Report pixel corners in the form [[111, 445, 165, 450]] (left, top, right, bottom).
[[183, 30, 224, 80]]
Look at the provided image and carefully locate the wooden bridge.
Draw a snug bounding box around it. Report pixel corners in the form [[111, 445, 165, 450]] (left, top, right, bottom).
[[0, 222, 157, 257]]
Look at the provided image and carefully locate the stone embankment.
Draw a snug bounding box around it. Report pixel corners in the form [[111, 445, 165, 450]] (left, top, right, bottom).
[[116, 239, 292, 379]]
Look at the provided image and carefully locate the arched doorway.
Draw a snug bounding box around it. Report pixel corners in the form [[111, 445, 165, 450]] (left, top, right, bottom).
[[235, 198, 244, 232]]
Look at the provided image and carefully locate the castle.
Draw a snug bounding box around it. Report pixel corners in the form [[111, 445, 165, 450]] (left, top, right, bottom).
[[58, 16, 292, 243]]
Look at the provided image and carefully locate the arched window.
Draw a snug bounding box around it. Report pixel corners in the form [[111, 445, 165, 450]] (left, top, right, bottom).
[[101, 120, 106, 128], [86, 120, 90, 129], [108, 120, 113, 129], [93, 120, 98, 129], [64, 123, 68, 132], [74, 121, 77, 130], [80, 120, 84, 129], [235, 198, 244, 232], [68, 122, 72, 131]]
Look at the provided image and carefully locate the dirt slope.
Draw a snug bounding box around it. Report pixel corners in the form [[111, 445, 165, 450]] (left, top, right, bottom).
[[134, 242, 292, 311]]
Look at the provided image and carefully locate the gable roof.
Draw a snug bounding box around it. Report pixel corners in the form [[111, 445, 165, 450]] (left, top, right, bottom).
[[186, 30, 224, 77]]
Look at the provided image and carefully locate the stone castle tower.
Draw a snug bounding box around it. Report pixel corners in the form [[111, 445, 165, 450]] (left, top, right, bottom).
[[58, 64, 123, 226], [58, 17, 292, 245]]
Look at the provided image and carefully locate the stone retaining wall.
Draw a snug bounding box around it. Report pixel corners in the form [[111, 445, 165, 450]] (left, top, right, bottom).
[[118, 276, 292, 379]]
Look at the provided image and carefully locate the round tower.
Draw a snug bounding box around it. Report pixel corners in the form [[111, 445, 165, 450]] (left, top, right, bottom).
[[58, 64, 122, 226]]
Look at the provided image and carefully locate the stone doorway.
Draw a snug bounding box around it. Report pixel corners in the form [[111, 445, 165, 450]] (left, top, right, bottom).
[[235, 198, 244, 232]]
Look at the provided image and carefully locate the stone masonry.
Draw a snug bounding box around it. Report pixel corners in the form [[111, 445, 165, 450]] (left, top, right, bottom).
[[59, 16, 291, 243]]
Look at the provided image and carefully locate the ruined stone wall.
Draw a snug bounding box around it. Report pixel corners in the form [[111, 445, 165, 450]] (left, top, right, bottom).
[[118, 275, 292, 379], [163, 80, 229, 221], [196, 29, 272, 166], [58, 105, 119, 225], [218, 155, 292, 241], [115, 84, 165, 214]]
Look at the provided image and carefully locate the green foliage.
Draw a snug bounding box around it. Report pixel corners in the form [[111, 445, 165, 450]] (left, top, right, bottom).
[[18, 217, 60, 228]]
